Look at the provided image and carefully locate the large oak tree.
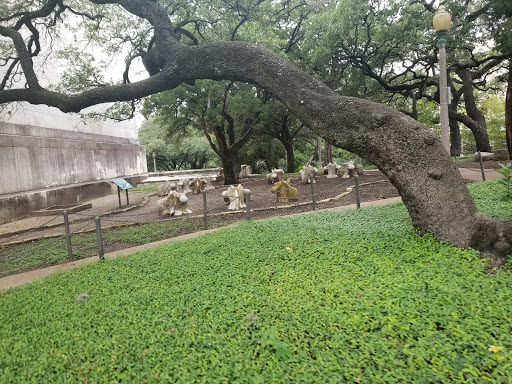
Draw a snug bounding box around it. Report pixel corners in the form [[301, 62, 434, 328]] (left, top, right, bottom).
[[1, 0, 512, 262]]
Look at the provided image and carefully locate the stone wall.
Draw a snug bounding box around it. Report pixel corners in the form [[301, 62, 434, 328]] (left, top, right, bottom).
[[0, 122, 148, 224], [0, 122, 147, 195]]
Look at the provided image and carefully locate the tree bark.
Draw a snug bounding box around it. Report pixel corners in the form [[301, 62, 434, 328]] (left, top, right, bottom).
[[2, 1, 512, 261], [221, 150, 241, 185], [325, 141, 333, 164], [506, 64, 512, 159], [448, 77, 461, 156], [454, 69, 492, 152], [449, 117, 462, 157]]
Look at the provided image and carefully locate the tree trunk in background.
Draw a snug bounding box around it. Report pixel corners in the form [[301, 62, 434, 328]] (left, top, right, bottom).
[[317, 136, 323, 170], [448, 77, 462, 157], [220, 151, 240, 185], [449, 117, 461, 157], [506, 65, 512, 159], [325, 141, 333, 164], [455, 69, 492, 152], [283, 141, 295, 173]]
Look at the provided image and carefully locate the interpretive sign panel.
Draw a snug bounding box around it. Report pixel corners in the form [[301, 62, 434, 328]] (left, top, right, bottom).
[[112, 178, 133, 190]]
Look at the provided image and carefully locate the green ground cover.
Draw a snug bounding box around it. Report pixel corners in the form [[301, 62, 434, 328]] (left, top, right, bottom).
[[468, 179, 512, 219], [1, 180, 512, 382], [0, 217, 230, 277]]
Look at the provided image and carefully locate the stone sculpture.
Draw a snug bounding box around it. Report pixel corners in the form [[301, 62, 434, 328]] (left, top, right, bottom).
[[203, 176, 216, 191], [271, 178, 299, 203], [299, 165, 318, 184], [157, 190, 192, 217], [157, 181, 178, 196], [266, 168, 284, 184], [189, 178, 207, 194], [222, 184, 250, 210], [342, 160, 364, 178], [324, 162, 341, 178], [181, 179, 192, 194], [175, 181, 185, 193]]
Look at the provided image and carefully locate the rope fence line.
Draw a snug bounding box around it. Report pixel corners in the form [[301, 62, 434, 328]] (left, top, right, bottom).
[[1, 175, 395, 277]]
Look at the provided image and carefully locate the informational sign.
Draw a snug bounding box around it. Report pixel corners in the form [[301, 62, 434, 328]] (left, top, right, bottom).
[[112, 178, 133, 207], [112, 178, 133, 190]]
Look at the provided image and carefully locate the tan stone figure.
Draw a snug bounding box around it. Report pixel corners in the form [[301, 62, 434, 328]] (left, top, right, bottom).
[[157, 190, 192, 217], [271, 178, 299, 203], [189, 178, 207, 194]]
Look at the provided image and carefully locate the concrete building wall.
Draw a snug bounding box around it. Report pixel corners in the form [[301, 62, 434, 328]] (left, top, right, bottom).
[[0, 103, 139, 139], [0, 122, 147, 196]]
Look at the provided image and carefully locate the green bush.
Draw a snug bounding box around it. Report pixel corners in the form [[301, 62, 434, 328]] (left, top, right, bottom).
[[1, 204, 512, 382]]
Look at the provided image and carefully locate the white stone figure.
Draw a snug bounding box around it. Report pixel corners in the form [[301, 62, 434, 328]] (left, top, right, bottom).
[[342, 160, 364, 178], [157, 191, 192, 217], [324, 162, 341, 178], [203, 176, 216, 191], [181, 179, 192, 194], [222, 184, 250, 210], [266, 168, 284, 184], [300, 165, 318, 184]]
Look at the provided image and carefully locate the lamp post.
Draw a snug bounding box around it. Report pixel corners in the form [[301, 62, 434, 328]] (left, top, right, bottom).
[[152, 152, 157, 173], [433, 5, 451, 154]]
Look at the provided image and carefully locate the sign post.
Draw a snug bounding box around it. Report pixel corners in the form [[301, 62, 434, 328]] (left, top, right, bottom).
[[112, 178, 133, 208]]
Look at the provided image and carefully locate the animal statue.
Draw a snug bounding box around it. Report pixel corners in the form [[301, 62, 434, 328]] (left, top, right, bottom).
[[157, 181, 174, 196], [203, 176, 216, 191], [271, 178, 299, 203], [189, 178, 207, 194], [324, 162, 341, 178], [299, 165, 318, 184], [266, 168, 284, 184], [181, 179, 192, 194], [342, 160, 364, 178], [157, 190, 192, 217], [175, 181, 185, 193], [222, 184, 250, 210]]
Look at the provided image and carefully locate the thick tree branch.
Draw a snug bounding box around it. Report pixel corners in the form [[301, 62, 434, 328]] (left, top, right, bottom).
[[0, 26, 41, 89]]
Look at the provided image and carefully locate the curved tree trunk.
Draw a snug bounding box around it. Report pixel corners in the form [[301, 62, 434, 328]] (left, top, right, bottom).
[[454, 69, 492, 152], [2, 2, 512, 262], [448, 77, 461, 157], [506, 64, 512, 159]]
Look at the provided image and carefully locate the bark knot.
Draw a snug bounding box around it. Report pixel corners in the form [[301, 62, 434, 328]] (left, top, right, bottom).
[[428, 168, 442, 180], [424, 136, 436, 146]]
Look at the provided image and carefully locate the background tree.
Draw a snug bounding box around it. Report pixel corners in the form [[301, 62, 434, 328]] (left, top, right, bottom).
[[299, 0, 510, 155], [138, 118, 217, 171], [143, 80, 262, 184]]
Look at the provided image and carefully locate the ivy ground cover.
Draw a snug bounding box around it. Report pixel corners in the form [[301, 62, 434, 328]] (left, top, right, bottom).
[[1, 194, 512, 382]]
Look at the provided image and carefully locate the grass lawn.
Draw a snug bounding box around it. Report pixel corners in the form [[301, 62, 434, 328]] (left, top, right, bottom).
[[1, 180, 512, 382], [0, 217, 232, 277]]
